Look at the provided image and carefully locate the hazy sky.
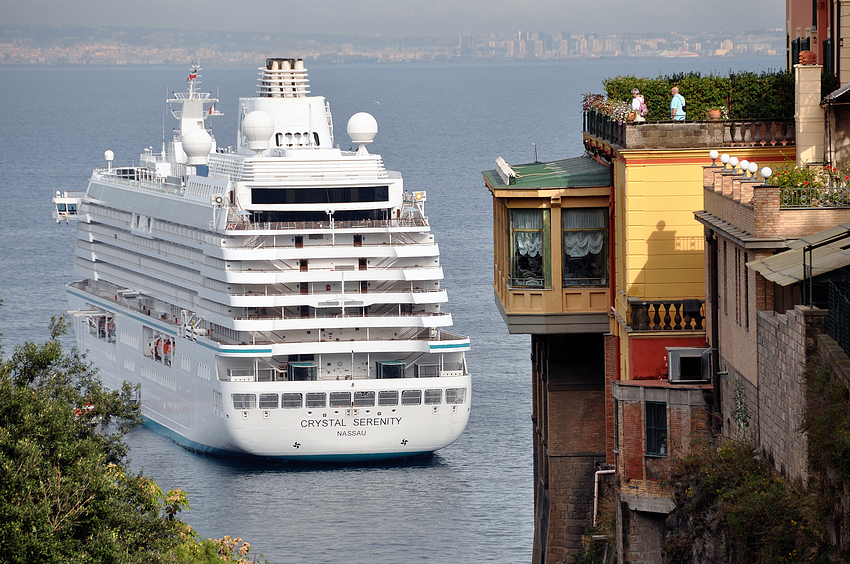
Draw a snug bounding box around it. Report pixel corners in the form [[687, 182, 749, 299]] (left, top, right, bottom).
[[2, 0, 784, 37]]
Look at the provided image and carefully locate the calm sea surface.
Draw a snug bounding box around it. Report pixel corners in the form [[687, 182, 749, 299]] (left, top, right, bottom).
[[0, 54, 780, 562]]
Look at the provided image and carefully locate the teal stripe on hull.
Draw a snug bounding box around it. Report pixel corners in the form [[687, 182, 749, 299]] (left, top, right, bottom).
[[141, 418, 433, 463]]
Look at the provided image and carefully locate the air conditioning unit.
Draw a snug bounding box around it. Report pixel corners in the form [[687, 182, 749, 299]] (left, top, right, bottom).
[[210, 194, 225, 205], [667, 347, 710, 383]]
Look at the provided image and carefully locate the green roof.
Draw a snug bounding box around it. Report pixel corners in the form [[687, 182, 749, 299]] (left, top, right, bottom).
[[483, 156, 611, 190]]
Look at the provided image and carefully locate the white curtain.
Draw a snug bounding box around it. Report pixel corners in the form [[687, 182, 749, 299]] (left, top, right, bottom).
[[513, 209, 543, 257], [515, 231, 543, 257], [564, 231, 604, 257], [563, 209, 606, 257]]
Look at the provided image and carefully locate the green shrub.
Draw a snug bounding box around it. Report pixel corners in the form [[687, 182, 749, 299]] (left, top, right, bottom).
[[602, 70, 794, 121]]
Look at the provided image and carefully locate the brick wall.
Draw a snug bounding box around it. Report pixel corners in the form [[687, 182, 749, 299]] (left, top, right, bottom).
[[619, 508, 667, 564], [755, 306, 826, 480], [530, 333, 607, 561]]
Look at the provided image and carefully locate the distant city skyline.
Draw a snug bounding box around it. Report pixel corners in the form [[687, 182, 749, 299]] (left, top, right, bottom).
[[1, 0, 784, 37]]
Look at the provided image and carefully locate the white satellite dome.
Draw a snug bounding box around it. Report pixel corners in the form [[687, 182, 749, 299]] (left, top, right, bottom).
[[243, 110, 275, 152], [347, 112, 378, 154], [181, 129, 212, 165]]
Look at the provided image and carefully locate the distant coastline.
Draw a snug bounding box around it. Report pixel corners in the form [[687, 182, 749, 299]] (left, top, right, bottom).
[[0, 25, 783, 66]]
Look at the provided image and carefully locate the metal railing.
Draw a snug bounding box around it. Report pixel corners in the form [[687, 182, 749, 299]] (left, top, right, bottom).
[[828, 279, 850, 359], [780, 186, 850, 209], [226, 217, 429, 231], [583, 110, 625, 147]]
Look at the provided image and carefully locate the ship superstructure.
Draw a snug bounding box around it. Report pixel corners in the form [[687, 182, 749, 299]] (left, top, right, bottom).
[[54, 58, 471, 460]]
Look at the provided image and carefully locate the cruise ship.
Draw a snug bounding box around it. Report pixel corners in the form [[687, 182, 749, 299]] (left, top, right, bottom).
[[53, 58, 471, 461]]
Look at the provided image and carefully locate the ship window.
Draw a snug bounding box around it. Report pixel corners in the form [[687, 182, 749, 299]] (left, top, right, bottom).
[[330, 392, 351, 408], [231, 394, 256, 410], [563, 208, 608, 287], [282, 393, 303, 409], [306, 392, 326, 408], [252, 186, 389, 204], [354, 391, 376, 407], [377, 361, 405, 379], [259, 393, 279, 409], [401, 390, 422, 406], [511, 209, 545, 288], [57, 203, 66, 212], [646, 401, 668, 456], [378, 390, 399, 406], [445, 388, 467, 405], [289, 362, 316, 381], [424, 389, 442, 405]]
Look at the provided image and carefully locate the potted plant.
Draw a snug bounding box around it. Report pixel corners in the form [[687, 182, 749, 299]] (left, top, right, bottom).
[[707, 107, 728, 120]]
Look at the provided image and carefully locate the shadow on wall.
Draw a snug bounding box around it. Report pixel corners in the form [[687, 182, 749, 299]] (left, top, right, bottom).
[[627, 220, 704, 300]]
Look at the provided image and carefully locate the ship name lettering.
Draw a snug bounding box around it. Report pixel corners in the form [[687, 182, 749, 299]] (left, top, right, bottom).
[[352, 417, 402, 426], [301, 419, 347, 428]]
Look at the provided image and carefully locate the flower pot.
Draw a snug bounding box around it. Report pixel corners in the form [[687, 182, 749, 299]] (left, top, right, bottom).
[[708, 109, 722, 120]]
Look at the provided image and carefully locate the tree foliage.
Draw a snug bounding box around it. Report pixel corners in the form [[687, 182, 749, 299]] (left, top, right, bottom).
[[0, 315, 265, 563]]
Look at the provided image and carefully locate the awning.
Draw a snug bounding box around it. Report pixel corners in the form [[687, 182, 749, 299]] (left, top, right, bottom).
[[822, 82, 850, 105], [747, 222, 850, 286]]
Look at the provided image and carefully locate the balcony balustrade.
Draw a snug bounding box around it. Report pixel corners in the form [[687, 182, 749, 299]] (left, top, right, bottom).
[[628, 299, 705, 332], [583, 110, 795, 151]]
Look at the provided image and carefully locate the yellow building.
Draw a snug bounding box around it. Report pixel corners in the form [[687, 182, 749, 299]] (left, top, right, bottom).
[[485, 116, 795, 563]]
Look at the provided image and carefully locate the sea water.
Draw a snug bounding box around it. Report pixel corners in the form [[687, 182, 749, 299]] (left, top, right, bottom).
[[0, 54, 781, 562]]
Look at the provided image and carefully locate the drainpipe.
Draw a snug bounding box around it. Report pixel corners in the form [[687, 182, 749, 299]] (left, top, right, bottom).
[[593, 469, 616, 526], [707, 228, 721, 433]]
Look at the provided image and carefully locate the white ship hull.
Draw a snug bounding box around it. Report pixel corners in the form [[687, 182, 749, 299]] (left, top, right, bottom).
[[58, 58, 471, 461], [68, 286, 470, 461]]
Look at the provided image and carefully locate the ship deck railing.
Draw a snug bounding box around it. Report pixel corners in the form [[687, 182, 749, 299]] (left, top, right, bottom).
[[222, 361, 466, 383], [93, 168, 185, 197], [232, 310, 452, 322], [223, 263, 442, 273], [234, 287, 445, 297], [225, 217, 429, 231]]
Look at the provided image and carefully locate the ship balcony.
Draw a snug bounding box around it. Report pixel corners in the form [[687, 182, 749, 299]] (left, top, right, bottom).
[[224, 217, 429, 233], [208, 326, 469, 355], [218, 287, 448, 308], [219, 358, 467, 383], [218, 265, 444, 284], [229, 309, 453, 332], [219, 230, 435, 249]]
